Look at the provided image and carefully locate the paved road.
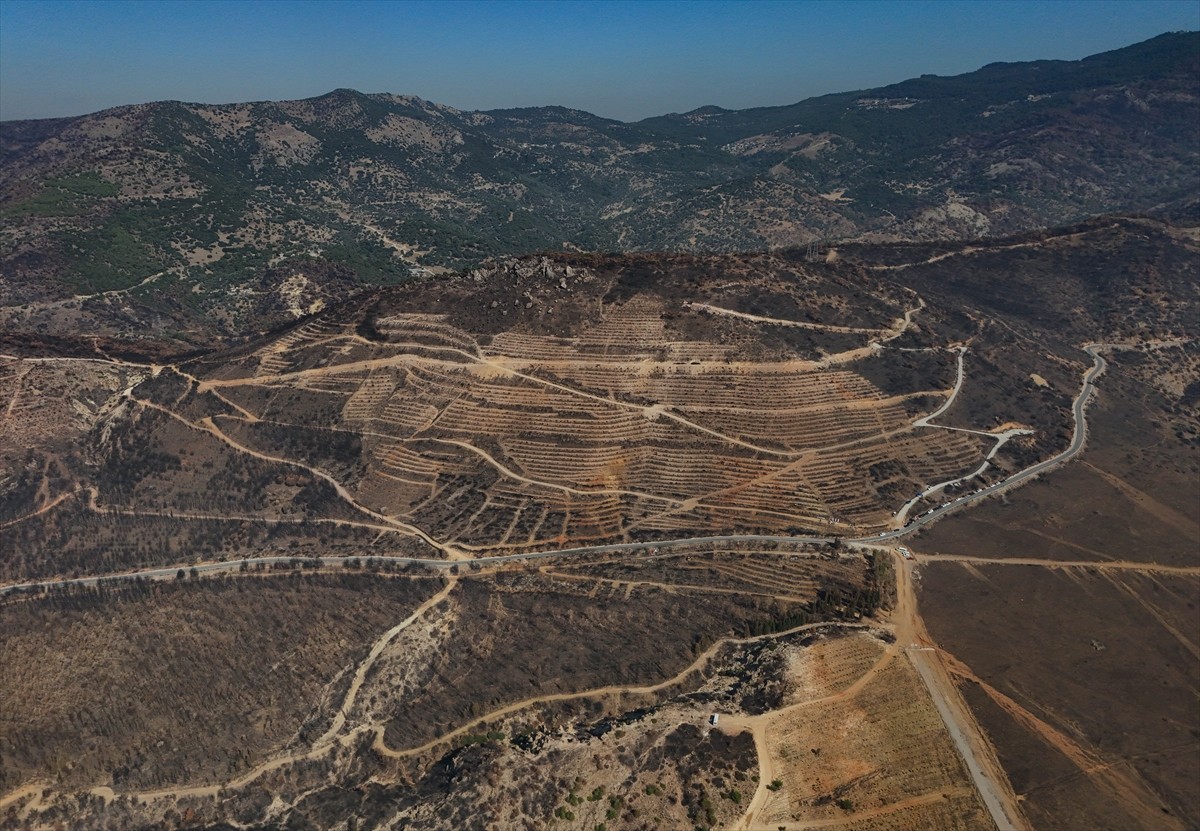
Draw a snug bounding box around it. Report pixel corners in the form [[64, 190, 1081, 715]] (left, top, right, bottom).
[[0, 537, 838, 596], [0, 348, 1107, 597], [874, 345, 1106, 543], [907, 648, 1020, 830], [893, 559, 1022, 831]]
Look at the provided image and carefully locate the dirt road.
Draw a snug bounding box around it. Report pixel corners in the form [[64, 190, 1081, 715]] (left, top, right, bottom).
[[373, 619, 870, 759], [312, 578, 455, 748], [894, 557, 1027, 831], [914, 552, 1200, 576]]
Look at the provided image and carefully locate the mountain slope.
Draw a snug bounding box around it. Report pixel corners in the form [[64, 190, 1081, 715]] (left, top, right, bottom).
[[0, 32, 1196, 344]]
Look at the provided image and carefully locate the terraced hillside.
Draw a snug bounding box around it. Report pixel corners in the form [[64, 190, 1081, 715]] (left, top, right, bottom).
[[1, 250, 1081, 580], [0, 218, 1195, 831]]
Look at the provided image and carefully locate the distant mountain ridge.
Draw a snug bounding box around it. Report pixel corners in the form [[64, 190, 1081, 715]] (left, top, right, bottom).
[[0, 31, 1196, 341]]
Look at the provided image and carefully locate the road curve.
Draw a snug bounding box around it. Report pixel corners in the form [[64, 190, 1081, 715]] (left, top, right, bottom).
[[0, 348, 1108, 597], [873, 345, 1107, 542]]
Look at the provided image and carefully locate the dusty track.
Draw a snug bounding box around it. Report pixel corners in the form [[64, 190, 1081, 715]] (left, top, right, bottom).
[[312, 578, 456, 749], [862, 223, 1122, 272], [683, 302, 884, 334], [132, 397, 459, 557], [372, 619, 871, 760], [422, 436, 683, 506], [914, 552, 1200, 576], [893, 556, 1027, 831], [0, 488, 89, 529], [123, 580, 456, 804]]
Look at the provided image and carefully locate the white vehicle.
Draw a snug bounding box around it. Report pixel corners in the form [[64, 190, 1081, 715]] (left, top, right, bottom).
[[709, 714, 720, 726]]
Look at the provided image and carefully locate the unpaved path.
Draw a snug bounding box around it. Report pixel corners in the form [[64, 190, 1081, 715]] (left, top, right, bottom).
[[0, 783, 46, 813], [684, 302, 883, 334], [128, 582, 457, 804], [313, 578, 456, 748], [881, 345, 1109, 538], [914, 552, 1200, 576], [894, 347, 1007, 525], [211, 347, 807, 458], [423, 437, 683, 506], [684, 296, 925, 349], [85, 491, 406, 534], [894, 556, 1027, 831], [910, 346, 969, 429], [732, 718, 778, 830], [132, 397, 459, 557], [373, 620, 870, 759], [73, 269, 170, 301], [1100, 571, 1200, 661], [1079, 461, 1200, 538], [0, 488, 89, 529], [863, 223, 1121, 272]]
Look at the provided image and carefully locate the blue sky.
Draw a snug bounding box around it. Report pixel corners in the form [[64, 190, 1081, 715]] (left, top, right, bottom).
[[1, 0, 1196, 122]]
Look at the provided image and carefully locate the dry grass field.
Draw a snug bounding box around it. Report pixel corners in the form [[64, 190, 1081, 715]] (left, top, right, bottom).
[[748, 634, 993, 831]]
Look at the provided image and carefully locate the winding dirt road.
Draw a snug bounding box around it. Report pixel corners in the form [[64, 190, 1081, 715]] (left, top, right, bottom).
[[373, 619, 871, 760], [0, 333, 1152, 829], [312, 578, 456, 749]]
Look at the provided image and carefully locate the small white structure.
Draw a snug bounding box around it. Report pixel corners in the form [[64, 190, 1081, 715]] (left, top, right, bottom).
[[709, 713, 720, 726]]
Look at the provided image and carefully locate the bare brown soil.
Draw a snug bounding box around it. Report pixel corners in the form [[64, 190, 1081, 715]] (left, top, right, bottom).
[[918, 562, 1199, 829], [760, 659, 991, 830]]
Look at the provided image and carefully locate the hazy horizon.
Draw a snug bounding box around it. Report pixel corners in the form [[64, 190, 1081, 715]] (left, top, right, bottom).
[[1, 0, 1197, 123]]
